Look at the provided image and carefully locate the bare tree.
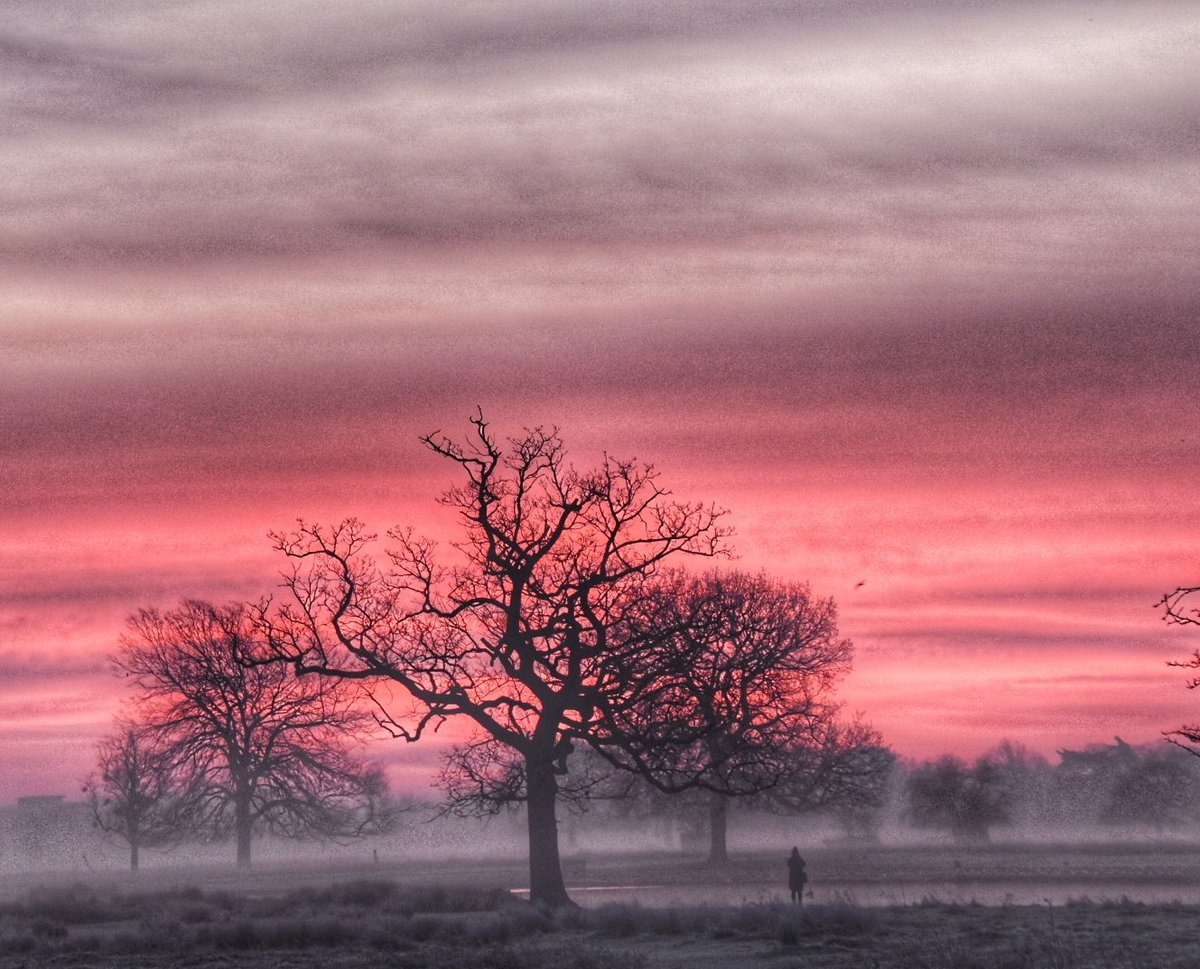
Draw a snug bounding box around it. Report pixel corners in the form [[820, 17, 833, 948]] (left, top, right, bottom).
[[1160, 584, 1200, 755], [268, 416, 731, 905], [435, 569, 859, 862], [116, 599, 381, 866], [1160, 585, 1200, 628], [83, 718, 196, 870], [624, 570, 855, 863], [764, 720, 896, 844]]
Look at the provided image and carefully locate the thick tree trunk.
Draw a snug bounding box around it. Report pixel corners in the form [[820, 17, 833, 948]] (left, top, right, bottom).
[[708, 792, 729, 864], [235, 792, 253, 867], [525, 757, 572, 907], [129, 838, 140, 872]]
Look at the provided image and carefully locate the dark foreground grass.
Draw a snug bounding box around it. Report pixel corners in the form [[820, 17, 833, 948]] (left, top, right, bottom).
[[0, 880, 1196, 968]]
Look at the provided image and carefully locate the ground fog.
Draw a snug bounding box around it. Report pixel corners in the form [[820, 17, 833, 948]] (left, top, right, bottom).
[[3, 844, 1200, 968]]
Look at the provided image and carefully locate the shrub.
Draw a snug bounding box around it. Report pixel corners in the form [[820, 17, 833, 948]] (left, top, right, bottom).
[[328, 878, 399, 907], [589, 904, 641, 937], [406, 914, 443, 942], [29, 918, 68, 939], [22, 885, 112, 925]]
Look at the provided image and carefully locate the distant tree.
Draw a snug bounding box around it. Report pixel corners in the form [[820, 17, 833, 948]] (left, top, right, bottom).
[[765, 721, 896, 843], [630, 570, 855, 864], [116, 599, 382, 866], [83, 718, 197, 871], [1102, 749, 1200, 831], [905, 755, 1010, 843], [267, 416, 736, 906], [981, 741, 1054, 827], [1052, 737, 1139, 825]]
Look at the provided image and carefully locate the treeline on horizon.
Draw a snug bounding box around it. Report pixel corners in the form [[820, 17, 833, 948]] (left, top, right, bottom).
[[675, 735, 1200, 848], [8, 733, 1200, 873]]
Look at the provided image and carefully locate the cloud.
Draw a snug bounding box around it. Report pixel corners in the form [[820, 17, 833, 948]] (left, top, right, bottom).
[[1, 0, 1196, 274], [0, 29, 251, 135], [2, 290, 1197, 529]]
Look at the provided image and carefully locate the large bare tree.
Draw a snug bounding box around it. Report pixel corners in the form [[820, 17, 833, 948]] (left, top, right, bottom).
[[268, 416, 731, 905], [117, 599, 381, 866]]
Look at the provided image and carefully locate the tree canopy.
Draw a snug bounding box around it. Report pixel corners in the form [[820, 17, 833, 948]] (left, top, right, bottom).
[[116, 599, 382, 866]]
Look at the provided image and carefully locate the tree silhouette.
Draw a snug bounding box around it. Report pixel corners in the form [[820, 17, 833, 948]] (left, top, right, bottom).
[[626, 569, 854, 863], [116, 599, 381, 866], [1161, 583, 1200, 756], [1102, 750, 1200, 830], [764, 721, 895, 844], [268, 416, 731, 905], [83, 718, 196, 870], [1160, 585, 1200, 629], [905, 755, 1010, 843]]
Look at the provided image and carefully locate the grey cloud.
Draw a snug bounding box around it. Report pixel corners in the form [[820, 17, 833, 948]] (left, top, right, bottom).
[[0, 688, 111, 723], [0, 0, 1041, 109], [939, 702, 1172, 733], [0, 568, 268, 610], [926, 584, 1171, 608], [0, 30, 251, 135], [0, 0, 880, 133], [1, 0, 1196, 269], [1010, 673, 1170, 688]]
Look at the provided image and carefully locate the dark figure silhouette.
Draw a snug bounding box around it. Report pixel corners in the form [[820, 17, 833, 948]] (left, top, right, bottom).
[[787, 846, 807, 904]]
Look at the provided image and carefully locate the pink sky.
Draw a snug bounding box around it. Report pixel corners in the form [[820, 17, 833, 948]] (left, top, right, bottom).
[[2, 0, 1199, 801]]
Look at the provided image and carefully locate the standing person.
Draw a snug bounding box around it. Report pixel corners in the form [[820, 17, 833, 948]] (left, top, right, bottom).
[[787, 846, 807, 905]]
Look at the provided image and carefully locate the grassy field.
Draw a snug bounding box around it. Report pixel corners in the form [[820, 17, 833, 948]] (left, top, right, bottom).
[[3, 845, 1200, 967]]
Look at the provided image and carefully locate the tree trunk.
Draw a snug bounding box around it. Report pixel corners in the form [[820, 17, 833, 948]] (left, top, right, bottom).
[[525, 756, 572, 907], [235, 792, 253, 867], [129, 837, 140, 872], [708, 792, 729, 864]]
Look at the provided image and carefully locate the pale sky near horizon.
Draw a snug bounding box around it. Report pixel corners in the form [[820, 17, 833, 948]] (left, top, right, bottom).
[[2, 0, 1199, 801]]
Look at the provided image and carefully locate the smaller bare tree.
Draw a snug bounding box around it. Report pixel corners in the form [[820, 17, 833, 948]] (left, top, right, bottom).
[[83, 719, 196, 871], [764, 720, 895, 843], [117, 599, 382, 866], [615, 569, 854, 863]]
